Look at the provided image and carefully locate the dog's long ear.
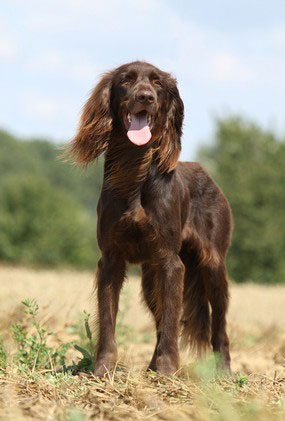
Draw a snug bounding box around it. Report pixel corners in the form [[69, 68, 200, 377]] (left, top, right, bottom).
[[157, 76, 184, 173], [68, 71, 113, 165]]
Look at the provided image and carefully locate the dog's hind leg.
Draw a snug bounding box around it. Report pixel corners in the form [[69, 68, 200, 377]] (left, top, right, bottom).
[[181, 247, 231, 374], [180, 249, 211, 355], [205, 263, 231, 374]]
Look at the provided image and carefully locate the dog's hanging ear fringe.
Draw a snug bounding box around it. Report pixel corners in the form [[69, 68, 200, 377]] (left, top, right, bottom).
[[157, 80, 184, 173], [66, 71, 114, 165]]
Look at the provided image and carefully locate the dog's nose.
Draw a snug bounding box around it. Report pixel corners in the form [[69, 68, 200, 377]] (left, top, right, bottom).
[[137, 91, 155, 104]]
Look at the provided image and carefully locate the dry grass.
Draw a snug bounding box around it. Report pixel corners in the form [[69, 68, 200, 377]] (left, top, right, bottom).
[[0, 265, 284, 420]]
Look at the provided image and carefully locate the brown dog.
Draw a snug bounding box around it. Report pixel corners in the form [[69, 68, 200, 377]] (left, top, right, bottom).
[[69, 61, 232, 377]]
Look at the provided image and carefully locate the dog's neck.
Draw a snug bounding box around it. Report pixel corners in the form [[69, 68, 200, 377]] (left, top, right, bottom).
[[103, 140, 160, 205]]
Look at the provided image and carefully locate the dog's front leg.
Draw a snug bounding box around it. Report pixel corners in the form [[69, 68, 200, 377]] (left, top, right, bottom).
[[94, 255, 126, 377], [155, 255, 184, 376]]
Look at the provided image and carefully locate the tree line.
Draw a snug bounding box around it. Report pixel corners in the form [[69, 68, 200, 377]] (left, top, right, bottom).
[[0, 130, 102, 269], [0, 117, 284, 283]]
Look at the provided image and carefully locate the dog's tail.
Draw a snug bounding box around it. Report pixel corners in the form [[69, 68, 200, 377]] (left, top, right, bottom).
[[180, 257, 211, 355]]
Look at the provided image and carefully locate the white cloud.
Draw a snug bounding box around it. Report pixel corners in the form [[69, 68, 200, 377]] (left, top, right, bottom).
[[265, 25, 285, 50], [21, 95, 59, 119], [0, 15, 19, 62], [0, 37, 18, 61], [17, 90, 80, 140], [20, 90, 78, 120], [27, 51, 62, 73], [154, 19, 254, 86], [211, 51, 253, 83], [26, 51, 100, 82], [24, 0, 160, 33]]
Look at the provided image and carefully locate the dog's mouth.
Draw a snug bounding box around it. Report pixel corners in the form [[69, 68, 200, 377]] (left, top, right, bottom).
[[123, 111, 152, 146]]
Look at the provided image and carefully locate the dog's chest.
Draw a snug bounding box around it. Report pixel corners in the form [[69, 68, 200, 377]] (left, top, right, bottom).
[[113, 206, 161, 263]]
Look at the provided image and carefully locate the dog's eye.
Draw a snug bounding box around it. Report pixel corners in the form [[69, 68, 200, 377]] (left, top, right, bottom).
[[121, 79, 130, 85], [153, 79, 162, 87], [120, 75, 133, 85]]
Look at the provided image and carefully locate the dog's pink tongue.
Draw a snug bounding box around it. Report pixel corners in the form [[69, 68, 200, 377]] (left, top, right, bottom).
[[127, 113, 151, 145]]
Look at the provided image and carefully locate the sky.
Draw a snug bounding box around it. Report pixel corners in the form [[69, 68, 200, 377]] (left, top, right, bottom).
[[0, 0, 285, 160]]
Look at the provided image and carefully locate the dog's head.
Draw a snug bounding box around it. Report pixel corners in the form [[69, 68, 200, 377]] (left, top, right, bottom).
[[69, 61, 184, 172]]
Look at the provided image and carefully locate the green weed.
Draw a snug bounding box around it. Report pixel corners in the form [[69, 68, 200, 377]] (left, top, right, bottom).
[[65, 312, 95, 374], [235, 372, 249, 388], [11, 298, 72, 372], [0, 338, 7, 371]]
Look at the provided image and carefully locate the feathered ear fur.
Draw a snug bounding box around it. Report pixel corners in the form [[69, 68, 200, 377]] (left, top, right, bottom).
[[157, 77, 184, 173], [68, 72, 113, 165]]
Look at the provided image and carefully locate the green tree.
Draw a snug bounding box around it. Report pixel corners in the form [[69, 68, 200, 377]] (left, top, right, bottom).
[[0, 175, 98, 267], [0, 129, 103, 268], [198, 117, 285, 283]]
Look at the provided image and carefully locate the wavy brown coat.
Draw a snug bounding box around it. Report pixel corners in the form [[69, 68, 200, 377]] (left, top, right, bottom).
[[69, 61, 232, 377]]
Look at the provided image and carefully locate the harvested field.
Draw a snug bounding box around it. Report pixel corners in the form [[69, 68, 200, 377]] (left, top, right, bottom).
[[0, 265, 284, 420]]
